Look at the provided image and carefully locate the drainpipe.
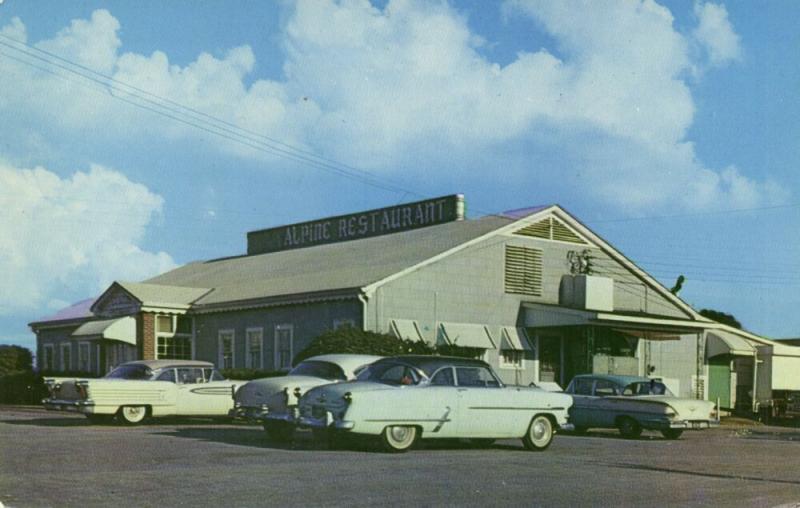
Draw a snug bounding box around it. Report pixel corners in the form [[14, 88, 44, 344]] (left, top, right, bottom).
[[752, 349, 762, 415], [358, 292, 369, 332]]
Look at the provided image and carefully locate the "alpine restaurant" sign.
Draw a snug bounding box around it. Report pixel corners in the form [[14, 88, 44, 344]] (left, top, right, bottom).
[[247, 194, 465, 255]]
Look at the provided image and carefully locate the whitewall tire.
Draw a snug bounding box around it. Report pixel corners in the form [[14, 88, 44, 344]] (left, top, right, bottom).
[[522, 415, 554, 451], [118, 406, 148, 425], [380, 425, 418, 453]]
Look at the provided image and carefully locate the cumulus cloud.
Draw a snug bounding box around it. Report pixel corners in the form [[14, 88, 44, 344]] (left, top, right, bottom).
[[0, 161, 176, 315], [692, 2, 741, 67], [0, 1, 783, 214]]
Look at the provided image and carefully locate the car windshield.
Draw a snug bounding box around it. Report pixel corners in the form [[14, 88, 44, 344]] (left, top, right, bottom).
[[357, 362, 423, 386], [623, 380, 673, 396], [105, 364, 153, 380], [289, 361, 347, 381]]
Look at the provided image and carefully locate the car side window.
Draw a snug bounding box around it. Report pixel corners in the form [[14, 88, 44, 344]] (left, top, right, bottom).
[[156, 369, 176, 383], [594, 380, 618, 396], [572, 378, 593, 395], [377, 365, 420, 385], [177, 368, 205, 384], [206, 369, 225, 381], [455, 367, 500, 388], [430, 368, 455, 386]]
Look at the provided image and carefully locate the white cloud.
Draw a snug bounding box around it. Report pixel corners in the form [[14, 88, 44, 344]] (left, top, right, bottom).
[[0, 1, 782, 214], [692, 2, 741, 67], [0, 161, 176, 315]]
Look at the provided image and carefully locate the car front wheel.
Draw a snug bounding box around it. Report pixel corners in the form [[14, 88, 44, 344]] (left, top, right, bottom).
[[522, 415, 554, 451], [380, 425, 417, 453], [617, 417, 642, 439], [118, 406, 148, 425]]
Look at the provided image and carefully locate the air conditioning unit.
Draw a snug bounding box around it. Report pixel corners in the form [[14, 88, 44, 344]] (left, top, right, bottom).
[[560, 275, 614, 312]]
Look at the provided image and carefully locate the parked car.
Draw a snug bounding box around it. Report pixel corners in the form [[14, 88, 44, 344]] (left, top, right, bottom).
[[43, 360, 240, 424], [564, 374, 719, 439], [298, 355, 574, 452], [230, 354, 382, 441]]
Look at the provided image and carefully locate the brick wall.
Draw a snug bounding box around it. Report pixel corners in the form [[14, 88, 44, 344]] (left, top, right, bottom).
[[137, 312, 156, 360]]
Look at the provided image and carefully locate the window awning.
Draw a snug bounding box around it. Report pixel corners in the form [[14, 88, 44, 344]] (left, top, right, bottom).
[[500, 327, 532, 351], [71, 317, 136, 345], [707, 329, 756, 357], [389, 319, 425, 342], [438, 322, 495, 349]]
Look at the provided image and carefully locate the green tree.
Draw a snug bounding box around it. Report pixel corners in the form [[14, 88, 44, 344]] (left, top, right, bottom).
[[0, 345, 33, 376], [699, 309, 742, 329], [293, 327, 435, 365]]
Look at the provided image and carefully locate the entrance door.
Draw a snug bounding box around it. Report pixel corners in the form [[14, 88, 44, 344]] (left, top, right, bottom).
[[538, 335, 562, 386], [708, 356, 732, 409]]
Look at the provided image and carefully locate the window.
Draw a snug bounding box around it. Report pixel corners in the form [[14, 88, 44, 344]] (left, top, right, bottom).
[[594, 379, 619, 396], [157, 336, 192, 360], [246, 328, 263, 369], [500, 350, 524, 369], [289, 361, 346, 381], [333, 319, 356, 330], [205, 368, 225, 381], [60, 343, 72, 372], [431, 367, 455, 386], [42, 345, 54, 371], [455, 366, 501, 388], [218, 330, 235, 370], [156, 314, 192, 360], [177, 367, 205, 384], [78, 342, 90, 372], [504, 245, 543, 296], [156, 315, 174, 333], [156, 369, 176, 383], [274, 324, 293, 370], [569, 378, 593, 395]]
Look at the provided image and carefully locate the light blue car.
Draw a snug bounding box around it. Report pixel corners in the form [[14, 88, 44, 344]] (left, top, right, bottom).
[[565, 374, 719, 439]]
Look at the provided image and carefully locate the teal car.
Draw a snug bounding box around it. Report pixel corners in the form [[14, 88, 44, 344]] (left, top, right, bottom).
[[565, 374, 719, 439]]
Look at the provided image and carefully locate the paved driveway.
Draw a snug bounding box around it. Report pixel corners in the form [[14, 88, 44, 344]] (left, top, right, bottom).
[[1, 406, 799, 507]]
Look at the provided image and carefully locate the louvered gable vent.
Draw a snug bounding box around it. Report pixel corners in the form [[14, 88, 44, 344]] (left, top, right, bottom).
[[513, 216, 586, 244], [505, 245, 543, 296]]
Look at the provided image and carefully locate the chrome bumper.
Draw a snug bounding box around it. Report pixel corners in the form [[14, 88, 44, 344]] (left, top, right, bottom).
[[559, 423, 575, 432], [298, 412, 354, 431], [228, 406, 269, 421], [264, 408, 300, 424], [668, 419, 720, 430], [43, 398, 94, 412]]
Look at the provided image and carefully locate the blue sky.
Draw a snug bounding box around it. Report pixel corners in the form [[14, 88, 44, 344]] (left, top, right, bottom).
[[1, 0, 798, 353]]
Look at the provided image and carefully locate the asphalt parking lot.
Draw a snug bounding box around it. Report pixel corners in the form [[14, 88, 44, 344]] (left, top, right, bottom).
[[1, 406, 799, 508]]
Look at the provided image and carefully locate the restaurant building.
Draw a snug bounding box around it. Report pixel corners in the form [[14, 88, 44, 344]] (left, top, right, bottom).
[[30, 194, 770, 401]]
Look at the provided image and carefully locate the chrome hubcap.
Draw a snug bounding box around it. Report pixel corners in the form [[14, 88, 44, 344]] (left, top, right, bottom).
[[390, 426, 410, 441]]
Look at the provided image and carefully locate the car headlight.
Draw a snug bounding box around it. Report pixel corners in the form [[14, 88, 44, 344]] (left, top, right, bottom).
[[343, 392, 352, 404]]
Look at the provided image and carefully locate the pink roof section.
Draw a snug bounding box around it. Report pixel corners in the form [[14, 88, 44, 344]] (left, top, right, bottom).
[[33, 297, 96, 324]]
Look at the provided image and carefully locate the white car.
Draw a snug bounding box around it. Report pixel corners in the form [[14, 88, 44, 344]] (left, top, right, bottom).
[[298, 355, 574, 452], [230, 354, 382, 441], [43, 360, 240, 424]]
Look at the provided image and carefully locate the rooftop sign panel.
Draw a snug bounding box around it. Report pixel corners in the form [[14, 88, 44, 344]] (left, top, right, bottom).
[[247, 194, 465, 255]]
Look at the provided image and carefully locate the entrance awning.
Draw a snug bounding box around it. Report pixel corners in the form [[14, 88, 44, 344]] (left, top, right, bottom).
[[523, 303, 708, 338], [71, 317, 136, 345], [500, 327, 533, 351], [389, 319, 425, 342], [707, 329, 756, 357], [438, 322, 495, 349]]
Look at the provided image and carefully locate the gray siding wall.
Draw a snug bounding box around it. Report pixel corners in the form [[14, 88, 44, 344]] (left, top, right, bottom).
[[645, 333, 702, 398], [368, 232, 693, 385], [193, 299, 361, 370]]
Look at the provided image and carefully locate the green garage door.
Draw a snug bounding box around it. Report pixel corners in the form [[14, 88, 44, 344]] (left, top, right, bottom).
[[708, 356, 731, 409]]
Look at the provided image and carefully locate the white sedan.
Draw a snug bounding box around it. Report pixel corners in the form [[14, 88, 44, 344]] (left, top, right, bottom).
[[43, 360, 240, 424], [298, 355, 574, 452], [230, 354, 382, 441]]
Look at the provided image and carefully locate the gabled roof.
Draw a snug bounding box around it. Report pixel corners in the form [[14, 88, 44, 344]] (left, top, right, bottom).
[[146, 215, 514, 307], [29, 298, 96, 328]]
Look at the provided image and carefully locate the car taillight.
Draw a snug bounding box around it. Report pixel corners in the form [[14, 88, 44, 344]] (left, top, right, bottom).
[[76, 381, 88, 400]]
